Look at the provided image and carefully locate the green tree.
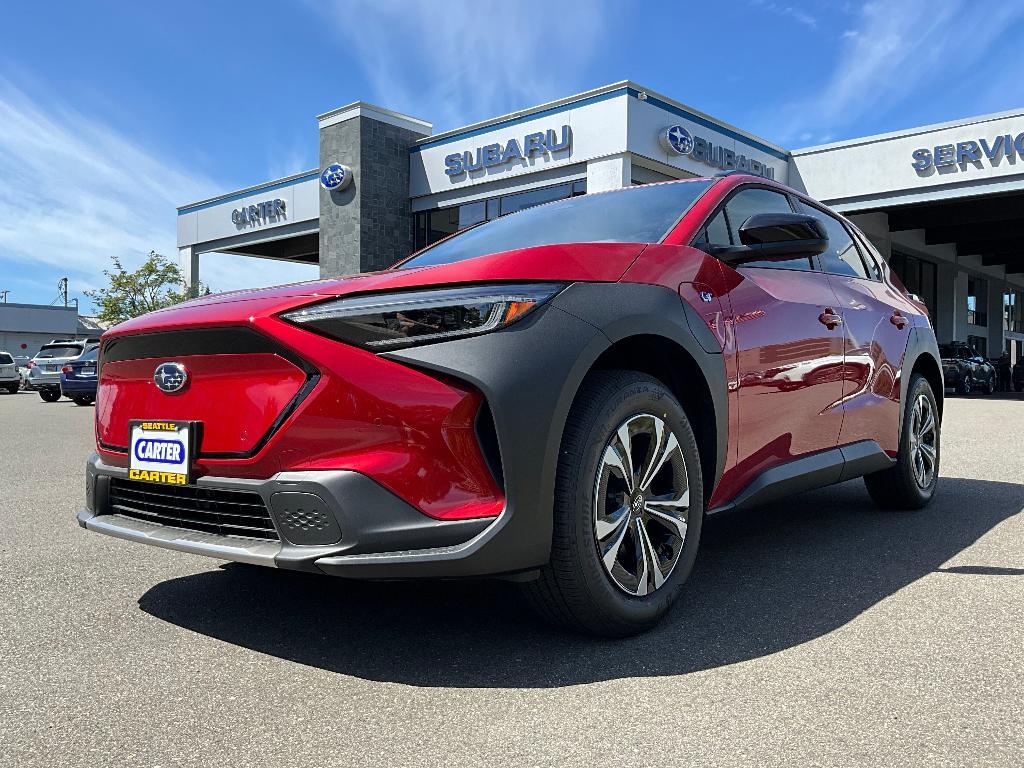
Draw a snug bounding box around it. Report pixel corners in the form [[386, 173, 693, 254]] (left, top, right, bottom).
[[86, 251, 208, 325]]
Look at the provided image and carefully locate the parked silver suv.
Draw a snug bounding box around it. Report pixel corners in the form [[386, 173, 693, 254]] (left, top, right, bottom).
[[28, 341, 89, 402], [0, 351, 19, 394]]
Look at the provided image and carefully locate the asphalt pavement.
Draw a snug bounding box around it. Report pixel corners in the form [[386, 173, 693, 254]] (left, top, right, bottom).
[[1, 389, 1022, 767]]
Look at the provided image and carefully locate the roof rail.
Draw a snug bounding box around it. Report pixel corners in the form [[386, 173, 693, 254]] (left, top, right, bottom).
[[714, 170, 747, 177]]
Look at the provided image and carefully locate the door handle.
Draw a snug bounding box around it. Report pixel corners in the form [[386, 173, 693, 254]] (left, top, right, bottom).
[[890, 310, 908, 330], [818, 308, 842, 330]]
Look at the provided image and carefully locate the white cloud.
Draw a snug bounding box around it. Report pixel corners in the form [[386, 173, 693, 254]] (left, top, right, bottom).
[[313, 0, 608, 130], [751, 1, 818, 29], [777, 0, 1024, 144], [0, 81, 317, 309]]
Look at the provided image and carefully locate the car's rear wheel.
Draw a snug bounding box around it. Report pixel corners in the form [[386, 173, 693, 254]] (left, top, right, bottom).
[[986, 375, 996, 395], [38, 389, 60, 402], [864, 374, 939, 509], [72, 396, 94, 406], [523, 371, 703, 637], [5, 384, 17, 394]]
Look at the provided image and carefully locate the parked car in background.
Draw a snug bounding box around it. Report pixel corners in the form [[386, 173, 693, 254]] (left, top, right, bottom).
[[60, 345, 99, 405], [0, 351, 20, 394], [939, 342, 996, 395], [27, 341, 90, 401], [1013, 357, 1024, 392]]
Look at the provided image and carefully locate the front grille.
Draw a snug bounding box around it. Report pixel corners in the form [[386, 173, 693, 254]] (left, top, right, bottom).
[[107, 479, 279, 541]]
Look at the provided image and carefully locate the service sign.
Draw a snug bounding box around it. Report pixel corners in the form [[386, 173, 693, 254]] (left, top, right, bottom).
[[128, 420, 196, 486]]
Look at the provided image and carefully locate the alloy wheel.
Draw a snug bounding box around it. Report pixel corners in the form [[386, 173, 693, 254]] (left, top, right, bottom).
[[593, 413, 690, 596], [908, 394, 938, 489]]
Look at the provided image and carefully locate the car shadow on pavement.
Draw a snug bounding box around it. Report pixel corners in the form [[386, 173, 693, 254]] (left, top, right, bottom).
[[138, 476, 1024, 688]]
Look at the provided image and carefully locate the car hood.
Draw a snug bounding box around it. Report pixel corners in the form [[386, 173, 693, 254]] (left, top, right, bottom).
[[105, 242, 648, 337]]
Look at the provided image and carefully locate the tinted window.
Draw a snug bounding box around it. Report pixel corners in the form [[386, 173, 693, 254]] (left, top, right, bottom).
[[79, 347, 99, 362], [401, 180, 713, 269], [796, 201, 868, 278], [724, 188, 816, 271], [693, 210, 731, 250], [852, 230, 883, 280], [0, 353, 12, 364], [35, 345, 82, 359]]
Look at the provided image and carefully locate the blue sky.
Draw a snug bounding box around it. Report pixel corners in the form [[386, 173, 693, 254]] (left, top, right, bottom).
[[2, 0, 1023, 309]]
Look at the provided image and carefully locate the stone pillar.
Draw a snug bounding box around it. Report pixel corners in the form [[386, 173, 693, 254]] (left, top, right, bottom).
[[317, 103, 431, 276]]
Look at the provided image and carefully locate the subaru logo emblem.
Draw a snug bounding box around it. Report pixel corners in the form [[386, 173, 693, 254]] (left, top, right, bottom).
[[153, 362, 188, 394], [660, 125, 694, 156], [319, 163, 353, 192]]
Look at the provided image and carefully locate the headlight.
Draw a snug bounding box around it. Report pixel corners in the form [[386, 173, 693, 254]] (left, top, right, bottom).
[[282, 283, 563, 349]]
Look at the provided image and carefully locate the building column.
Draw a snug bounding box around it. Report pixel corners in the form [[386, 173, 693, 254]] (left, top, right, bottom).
[[934, 262, 957, 343], [180, 246, 199, 297], [586, 153, 632, 193], [318, 103, 432, 277], [989, 277, 1006, 355]]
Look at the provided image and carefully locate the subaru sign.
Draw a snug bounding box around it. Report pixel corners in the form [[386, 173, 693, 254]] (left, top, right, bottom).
[[659, 124, 775, 179], [320, 163, 353, 191], [444, 125, 572, 178]]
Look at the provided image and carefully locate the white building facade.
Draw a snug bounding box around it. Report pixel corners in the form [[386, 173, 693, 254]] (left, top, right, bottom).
[[177, 81, 1024, 362]]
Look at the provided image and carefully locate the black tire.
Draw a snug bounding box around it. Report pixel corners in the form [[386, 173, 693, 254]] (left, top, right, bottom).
[[72, 396, 94, 406], [1016, 383, 1024, 393], [957, 375, 971, 396], [38, 389, 61, 402], [4, 385, 17, 394], [864, 374, 940, 510], [522, 370, 704, 637], [986, 376, 996, 395]]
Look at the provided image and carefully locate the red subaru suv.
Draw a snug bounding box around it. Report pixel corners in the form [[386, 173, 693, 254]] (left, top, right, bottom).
[[80, 173, 942, 636]]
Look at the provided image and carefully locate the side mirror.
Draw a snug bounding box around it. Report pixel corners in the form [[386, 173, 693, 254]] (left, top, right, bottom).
[[711, 213, 829, 265]]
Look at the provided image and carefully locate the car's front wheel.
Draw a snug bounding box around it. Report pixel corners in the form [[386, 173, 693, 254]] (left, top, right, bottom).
[[864, 374, 939, 509], [524, 371, 703, 637], [38, 389, 61, 402], [957, 375, 972, 396]]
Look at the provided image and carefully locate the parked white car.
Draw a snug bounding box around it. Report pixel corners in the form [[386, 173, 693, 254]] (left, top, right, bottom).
[[0, 351, 20, 394]]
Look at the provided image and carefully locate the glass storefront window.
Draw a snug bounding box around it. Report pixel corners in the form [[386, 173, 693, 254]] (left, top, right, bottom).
[[967, 277, 987, 327], [1004, 289, 1023, 332], [888, 251, 937, 318], [414, 179, 587, 252]]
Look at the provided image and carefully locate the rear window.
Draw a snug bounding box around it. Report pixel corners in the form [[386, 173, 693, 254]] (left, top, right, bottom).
[[35, 345, 82, 359], [400, 180, 714, 269], [0, 353, 12, 364], [78, 347, 99, 362]]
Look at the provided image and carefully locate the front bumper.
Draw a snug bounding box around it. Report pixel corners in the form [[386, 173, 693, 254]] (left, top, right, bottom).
[[79, 454, 498, 578]]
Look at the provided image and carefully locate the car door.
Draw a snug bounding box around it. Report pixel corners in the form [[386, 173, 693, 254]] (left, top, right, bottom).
[[698, 186, 846, 503], [794, 201, 912, 456]]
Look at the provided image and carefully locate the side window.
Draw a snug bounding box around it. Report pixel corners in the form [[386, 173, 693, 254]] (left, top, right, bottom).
[[693, 210, 731, 250], [852, 230, 884, 280], [724, 187, 816, 271], [796, 200, 869, 278]]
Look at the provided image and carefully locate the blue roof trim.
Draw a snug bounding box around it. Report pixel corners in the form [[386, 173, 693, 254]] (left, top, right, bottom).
[[410, 87, 631, 153], [639, 92, 790, 161], [177, 170, 320, 215], [409, 86, 789, 162]]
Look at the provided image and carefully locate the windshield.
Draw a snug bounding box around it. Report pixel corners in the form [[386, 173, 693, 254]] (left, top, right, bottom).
[[35, 345, 83, 359], [400, 180, 714, 269]]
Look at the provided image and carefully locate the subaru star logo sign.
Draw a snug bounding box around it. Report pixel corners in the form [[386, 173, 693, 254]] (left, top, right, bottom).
[[660, 125, 694, 156], [153, 362, 188, 394], [319, 163, 353, 192]]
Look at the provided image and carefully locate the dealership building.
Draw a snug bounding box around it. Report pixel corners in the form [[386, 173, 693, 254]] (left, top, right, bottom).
[[177, 81, 1024, 362]]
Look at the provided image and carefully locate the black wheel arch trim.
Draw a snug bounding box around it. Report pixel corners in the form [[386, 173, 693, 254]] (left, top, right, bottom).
[[898, 326, 944, 437], [376, 281, 728, 578]]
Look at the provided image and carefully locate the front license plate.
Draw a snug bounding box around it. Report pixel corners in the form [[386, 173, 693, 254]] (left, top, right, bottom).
[[128, 420, 197, 485]]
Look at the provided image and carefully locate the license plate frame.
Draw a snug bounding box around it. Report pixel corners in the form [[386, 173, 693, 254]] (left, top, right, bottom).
[[80, 367, 96, 377], [128, 420, 199, 486]]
